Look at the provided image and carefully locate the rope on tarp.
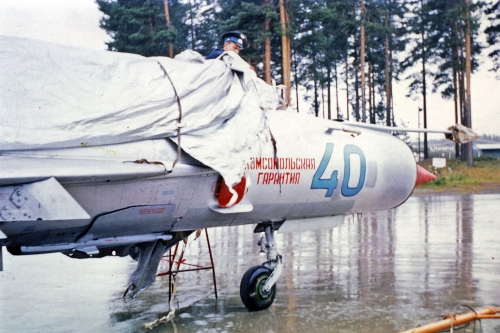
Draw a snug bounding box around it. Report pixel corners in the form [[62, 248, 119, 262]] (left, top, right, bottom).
[[122, 61, 184, 174], [157, 60, 183, 171]]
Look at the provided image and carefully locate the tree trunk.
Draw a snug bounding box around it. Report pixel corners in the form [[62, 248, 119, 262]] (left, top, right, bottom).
[[360, 0, 367, 123], [345, 56, 349, 120], [335, 64, 340, 119], [189, 0, 195, 50], [353, 48, 360, 122], [313, 54, 319, 117], [389, 47, 394, 125], [452, 23, 460, 158], [458, 40, 467, 160], [352, 33, 360, 121], [293, 47, 300, 113], [264, 0, 271, 84], [327, 69, 332, 119], [279, 0, 291, 106], [322, 86, 325, 118], [421, 0, 428, 159], [464, 0, 473, 167], [354, 62, 360, 122], [286, 5, 291, 96], [385, 30, 391, 126], [371, 65, 376, 124], [368, 61, 373, 123], [422, 46, 428, 159], [146, 0, 155, 53], [163, 0, 173, 58]]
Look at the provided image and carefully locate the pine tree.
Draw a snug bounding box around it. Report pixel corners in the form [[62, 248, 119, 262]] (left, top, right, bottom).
[[292, 1, 331, 117], [97, 0, 190, 57], [485, 0, 500, 75], [214, 0, 281, 79], [323, 0, 355, 119], [363, 0, 406, 125], [401, 0, 482, 161], [189, 0, 220, 55]]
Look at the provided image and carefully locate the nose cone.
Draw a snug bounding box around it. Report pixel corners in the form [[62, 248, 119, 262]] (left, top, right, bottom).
[[415, 164, 436, 186]]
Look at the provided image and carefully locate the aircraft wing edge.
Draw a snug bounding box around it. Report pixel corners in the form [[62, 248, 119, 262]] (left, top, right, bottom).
[[331, 121, 478, 144], [0, 155, 168, 186]]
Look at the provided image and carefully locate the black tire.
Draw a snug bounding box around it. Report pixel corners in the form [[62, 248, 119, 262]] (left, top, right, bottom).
[[240, 265, 276, 311]]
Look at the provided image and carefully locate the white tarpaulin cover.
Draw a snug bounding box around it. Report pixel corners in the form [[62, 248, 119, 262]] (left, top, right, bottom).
[[0, 36, 277, 186]]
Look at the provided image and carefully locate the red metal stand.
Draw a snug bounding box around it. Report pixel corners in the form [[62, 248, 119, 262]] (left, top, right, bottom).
[[157, 228, 218, 301]]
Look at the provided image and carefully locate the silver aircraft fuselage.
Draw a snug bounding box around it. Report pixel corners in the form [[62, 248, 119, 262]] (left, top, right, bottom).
[[0, 111, 417, 251]]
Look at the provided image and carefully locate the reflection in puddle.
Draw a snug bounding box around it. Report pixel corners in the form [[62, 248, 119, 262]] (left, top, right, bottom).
[[1, 194, 499, 332]]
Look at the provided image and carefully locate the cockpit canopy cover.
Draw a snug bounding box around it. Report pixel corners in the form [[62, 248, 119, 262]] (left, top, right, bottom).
[[0, 36, 278, 186]]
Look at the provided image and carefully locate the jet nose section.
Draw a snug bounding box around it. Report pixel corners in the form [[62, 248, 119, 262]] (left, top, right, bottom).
[[415, 164, 436, 186]]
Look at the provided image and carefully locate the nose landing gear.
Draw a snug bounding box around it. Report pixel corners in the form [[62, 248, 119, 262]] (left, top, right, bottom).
[[240, 224, 283, 311]]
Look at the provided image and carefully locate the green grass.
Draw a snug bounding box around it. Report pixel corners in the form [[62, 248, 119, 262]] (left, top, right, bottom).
[[416, 157, 500, 194]]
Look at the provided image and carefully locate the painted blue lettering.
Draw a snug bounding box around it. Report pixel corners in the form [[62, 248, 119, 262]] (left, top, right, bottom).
[[311, 143, 339, 197], [341, 144, 366, 197]]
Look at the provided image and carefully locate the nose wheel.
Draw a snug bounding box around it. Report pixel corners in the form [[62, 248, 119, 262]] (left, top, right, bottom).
[[240, 224, 283, 311], [240, 265, 276, 311]]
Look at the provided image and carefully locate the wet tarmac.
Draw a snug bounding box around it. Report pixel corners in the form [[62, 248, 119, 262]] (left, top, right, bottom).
[[1, 194, 499, 333]]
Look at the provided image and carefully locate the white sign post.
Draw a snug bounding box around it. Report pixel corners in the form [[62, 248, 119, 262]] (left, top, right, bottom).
[[432, 158, 446, 169]]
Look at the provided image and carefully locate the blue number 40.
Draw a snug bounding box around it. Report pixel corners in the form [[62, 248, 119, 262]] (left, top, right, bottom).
[[311, 143, 366, 197]]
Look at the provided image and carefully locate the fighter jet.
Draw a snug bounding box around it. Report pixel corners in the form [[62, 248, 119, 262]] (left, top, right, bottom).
[[0, 36, 476, 311]]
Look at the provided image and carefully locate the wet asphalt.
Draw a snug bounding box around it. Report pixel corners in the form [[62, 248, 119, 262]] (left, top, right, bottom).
[[1, 194, 499, 333]]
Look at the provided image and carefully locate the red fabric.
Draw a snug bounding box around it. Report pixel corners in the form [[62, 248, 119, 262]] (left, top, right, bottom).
[[218, 176, 246, 208]]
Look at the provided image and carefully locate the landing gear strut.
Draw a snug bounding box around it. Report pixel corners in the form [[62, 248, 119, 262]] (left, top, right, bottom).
[[240, 224, 283, 311]]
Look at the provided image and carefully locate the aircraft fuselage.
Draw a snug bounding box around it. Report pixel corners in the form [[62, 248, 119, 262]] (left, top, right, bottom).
[[0, 111, 416, 252]]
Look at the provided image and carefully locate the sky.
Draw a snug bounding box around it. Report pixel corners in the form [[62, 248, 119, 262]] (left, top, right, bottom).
[[1, 0, 499, 138]]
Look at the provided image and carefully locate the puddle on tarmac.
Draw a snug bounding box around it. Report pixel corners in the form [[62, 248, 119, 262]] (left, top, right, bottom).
[[1, 194, 499, 332]]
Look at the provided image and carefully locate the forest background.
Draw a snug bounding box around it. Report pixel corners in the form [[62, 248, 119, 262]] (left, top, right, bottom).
[[1, 0, 500, 163]]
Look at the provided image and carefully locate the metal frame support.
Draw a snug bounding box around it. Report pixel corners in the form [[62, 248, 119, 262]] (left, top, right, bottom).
[[0, 246, 3, 271], [157, 228, 218, 301]]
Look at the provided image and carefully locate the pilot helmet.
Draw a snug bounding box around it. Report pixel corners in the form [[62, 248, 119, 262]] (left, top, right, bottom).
[[221, 31, 247, 50]]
